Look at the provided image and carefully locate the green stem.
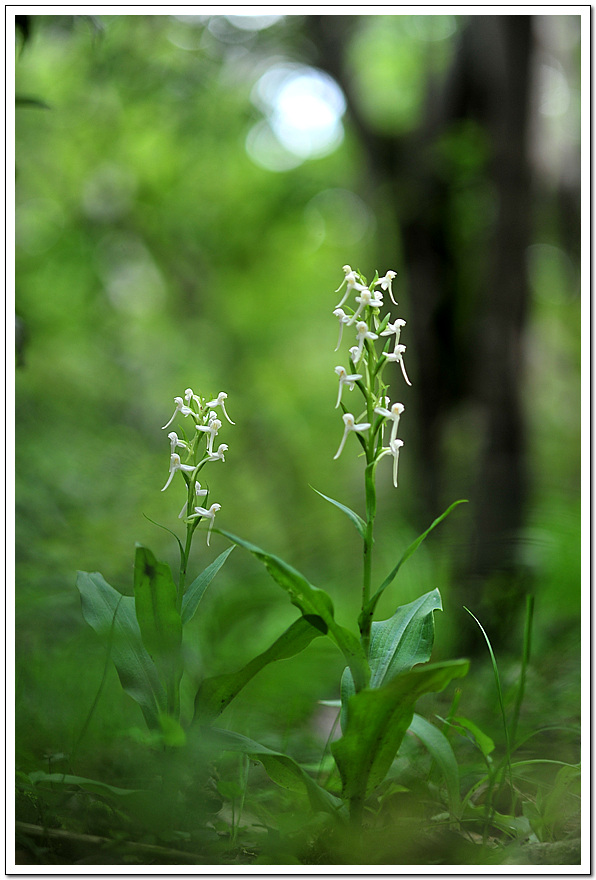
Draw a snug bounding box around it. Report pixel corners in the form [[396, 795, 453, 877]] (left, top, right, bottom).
[[361, 455, 377, 657], [509, 594, 534, 750]]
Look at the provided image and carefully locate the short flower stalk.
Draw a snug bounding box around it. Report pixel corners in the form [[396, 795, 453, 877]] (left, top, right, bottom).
[[161, 387, 232, 604]]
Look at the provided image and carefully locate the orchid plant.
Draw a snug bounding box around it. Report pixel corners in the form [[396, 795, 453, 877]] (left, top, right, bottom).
[[75, 264, 468, 829], [76, 387, 236, 735]]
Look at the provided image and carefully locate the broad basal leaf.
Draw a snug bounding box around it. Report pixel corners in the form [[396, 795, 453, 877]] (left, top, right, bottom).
[[194, 615, 326, 722], [219, 530, 369, 691], [331, 660, 469, 804], [76, 571, 166, 729]]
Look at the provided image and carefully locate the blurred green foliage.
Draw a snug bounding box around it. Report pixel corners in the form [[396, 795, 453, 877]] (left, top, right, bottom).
[[15, 13, 580, 849]]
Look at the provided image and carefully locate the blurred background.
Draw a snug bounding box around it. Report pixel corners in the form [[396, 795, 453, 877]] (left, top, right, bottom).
[[15, 13, 581, 774]]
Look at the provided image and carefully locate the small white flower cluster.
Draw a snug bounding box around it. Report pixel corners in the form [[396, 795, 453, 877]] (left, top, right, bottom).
[[161, 388, 234, 544], [332, 265, 410, 487]]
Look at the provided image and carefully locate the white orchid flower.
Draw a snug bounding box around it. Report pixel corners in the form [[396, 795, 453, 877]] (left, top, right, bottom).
[[333, 412, 371, 460], [374, 401, 405, 443], [161, 453, 196, 491], [383, 343, 412, 386], [376, 270, 398, 305], [206, 443, 228, 463], [354, 321, 379, 361], [333, 307, 351, 351], [196, 416, 222, 454], [348, 289, 384, 325], [334, 366, 362, 408], [206, 391, 235, 425], [184, 387, 201, 408], [186, 502, 221, 545], [379, 437, 404, 487], [168, 431, 188, 455], [380, 318, 406, 348], [348, 345, 361, 365], [162, 397, 195, 430], [335, 265, 366, 309]]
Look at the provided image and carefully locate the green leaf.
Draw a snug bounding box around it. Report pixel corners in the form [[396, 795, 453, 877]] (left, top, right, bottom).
[[340, 589, 443, 730], [369, 589, 442, 687], [134, 546, 183, 712], [28, 772, 146, 799], [134, 546, 181, 659], [310, 486, 366, 539], [15, 95, 50, 110], [201, 727, 344, 817], [331, 660, 469, 805], [218, 530, 369, 691], [409, 713, 461, 817], [181, 546, 234, 625], [451, 715, 495, 758], [194, 615, 326, 722], [361, 500, 467, 627], [76, 571, 166, 729]]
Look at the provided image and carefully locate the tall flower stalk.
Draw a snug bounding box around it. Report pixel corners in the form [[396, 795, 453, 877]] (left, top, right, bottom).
[[332, 265, 410, 656]]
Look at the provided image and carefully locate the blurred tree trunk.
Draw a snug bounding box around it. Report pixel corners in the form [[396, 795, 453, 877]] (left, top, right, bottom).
[[306, 14, 535, 648]]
